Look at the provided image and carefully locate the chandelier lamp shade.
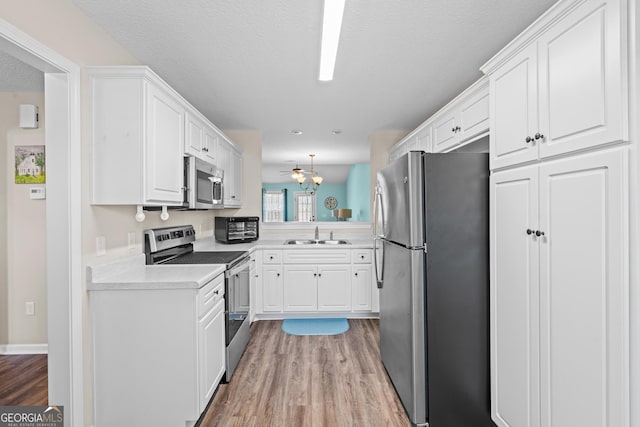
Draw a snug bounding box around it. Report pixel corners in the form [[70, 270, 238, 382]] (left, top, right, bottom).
[[292, 154, 324, 194]]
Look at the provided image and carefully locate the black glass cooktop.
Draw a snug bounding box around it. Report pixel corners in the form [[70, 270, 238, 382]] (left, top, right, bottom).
[[163, 251, 247, 266]]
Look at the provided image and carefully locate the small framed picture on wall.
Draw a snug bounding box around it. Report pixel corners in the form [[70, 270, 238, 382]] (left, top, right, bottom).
[[15, 145, 45, 184]]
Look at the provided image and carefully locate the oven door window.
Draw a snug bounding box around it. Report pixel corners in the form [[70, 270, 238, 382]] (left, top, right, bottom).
[[227, 266, 249, 345]]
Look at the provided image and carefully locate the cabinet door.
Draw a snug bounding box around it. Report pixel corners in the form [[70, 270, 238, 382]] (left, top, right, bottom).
[[538, 0, 627, 159], [283, 265, 317, 311], [198, 299, 225, 412], [231, 149, 243, 205], [203, 127, 218, 163], [352, 264, 372, 311], [458, 84, 489, 143], [317, 265, 351, 311], [490, 166, 539, 427], [432, 109, 458, 152], [538, 148, 628, 427], [185, 111, 204, 156], [145, 83, 185, 203], [490, 43, 538, 170], [262, 266, 283, 312]]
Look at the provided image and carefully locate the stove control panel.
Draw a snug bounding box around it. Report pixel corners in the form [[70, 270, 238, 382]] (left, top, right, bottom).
[[144, 225, 196, 253]]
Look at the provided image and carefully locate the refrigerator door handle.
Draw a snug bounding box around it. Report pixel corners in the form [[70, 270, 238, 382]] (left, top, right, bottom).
[[373, 236, 384, 288], [373, 184, 385, 239], [373, 185, 385, 288]]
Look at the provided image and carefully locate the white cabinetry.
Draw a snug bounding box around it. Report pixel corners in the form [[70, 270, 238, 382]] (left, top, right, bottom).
[[185, 109, 218, 164], [389, 76, 488, 161], [484, 0, 628, 170], [91, 273, 225, 427], [262, 250, 283, 312], [352, 249, 373, 311], [282, 249, 351, 312], [491, 148, 629, 427], [218, 139, 243, 207], [197, 296, 225, 412], [283, 265, 319, 311], [256, 247, 377, 316], [90, 67, 185, 206]]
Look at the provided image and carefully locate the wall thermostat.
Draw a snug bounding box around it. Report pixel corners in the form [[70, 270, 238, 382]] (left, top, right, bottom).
[[29, 187, 46, 200]]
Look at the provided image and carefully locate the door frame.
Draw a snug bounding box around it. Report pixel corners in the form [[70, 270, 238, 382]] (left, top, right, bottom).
[[0, 18, 83, 426]]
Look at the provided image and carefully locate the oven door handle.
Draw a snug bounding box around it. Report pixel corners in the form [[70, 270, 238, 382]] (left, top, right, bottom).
[[226, 256, 251, 277]]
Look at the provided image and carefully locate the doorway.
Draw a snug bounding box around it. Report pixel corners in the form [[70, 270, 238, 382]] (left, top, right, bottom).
[[0, 17, 83, 426]]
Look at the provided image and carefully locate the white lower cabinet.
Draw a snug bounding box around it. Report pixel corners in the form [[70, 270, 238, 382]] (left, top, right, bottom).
[[491, 148, 629, 427], [317, 265, 352, 311], [283, 265, 319, 311], [198, 298, 225, 412], [352, 264, 373, 311], [91, 273, 225, 427], [257, 247, 376, 315]]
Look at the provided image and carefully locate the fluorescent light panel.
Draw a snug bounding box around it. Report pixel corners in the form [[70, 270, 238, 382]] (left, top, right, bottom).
[[319, 0, 346, 81]]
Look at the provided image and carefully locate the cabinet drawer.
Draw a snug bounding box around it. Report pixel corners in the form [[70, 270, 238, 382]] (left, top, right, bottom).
[[262, 250, 282, 264], [198, 273, 224, 317], [352, 250, 372, 263], [283, 249, 350, 264]]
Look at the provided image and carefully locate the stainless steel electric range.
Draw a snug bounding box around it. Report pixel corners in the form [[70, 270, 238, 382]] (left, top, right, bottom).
[[144, 224, 250, 382]]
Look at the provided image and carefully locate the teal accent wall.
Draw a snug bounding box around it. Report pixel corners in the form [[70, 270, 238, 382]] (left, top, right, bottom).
[[345, 163, 371, 221], [262, 182, 346, 221]]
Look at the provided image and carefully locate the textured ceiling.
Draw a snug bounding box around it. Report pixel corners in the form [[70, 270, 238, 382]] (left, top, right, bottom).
[[12, 1, 556, 174], [0, 51, 44, 92]]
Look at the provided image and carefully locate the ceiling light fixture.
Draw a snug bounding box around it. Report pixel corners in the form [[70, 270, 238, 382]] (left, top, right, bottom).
[[293, 154, 324, 194], [318, 0, 346, 81], [291, 129, 303, 135]]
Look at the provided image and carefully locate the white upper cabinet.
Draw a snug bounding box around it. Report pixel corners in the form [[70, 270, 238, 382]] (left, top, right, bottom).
[[217, 139, 243, 207], [90, 66, 243, 208], [389, 76, 488, 161], [90, 67, 185, 206], [484, 0, 628, 170], [433, 80, 490, 152], [185, 109, 218, 164], [490, 44, 539, 168]]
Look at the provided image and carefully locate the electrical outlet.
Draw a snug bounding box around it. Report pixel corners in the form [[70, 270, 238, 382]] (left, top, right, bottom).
[[96, 236, 106, 256], [25, 301, 35, 316], [127, 232, 136, 250]]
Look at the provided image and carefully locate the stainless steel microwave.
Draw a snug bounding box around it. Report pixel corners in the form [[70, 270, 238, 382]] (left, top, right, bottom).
[[184, 156, 224, 209], [215, 216, 259, 243]]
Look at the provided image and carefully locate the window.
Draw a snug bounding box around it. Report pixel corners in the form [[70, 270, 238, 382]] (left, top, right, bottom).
[[294, 192, 316, 222], [263, 190, 285, 222]]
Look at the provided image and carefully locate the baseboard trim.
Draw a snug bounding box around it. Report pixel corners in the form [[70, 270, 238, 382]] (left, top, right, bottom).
[[0, 343, 48, 355]]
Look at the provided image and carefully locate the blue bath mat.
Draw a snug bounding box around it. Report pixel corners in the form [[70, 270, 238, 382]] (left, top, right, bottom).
[[282, 318, 349, 336]]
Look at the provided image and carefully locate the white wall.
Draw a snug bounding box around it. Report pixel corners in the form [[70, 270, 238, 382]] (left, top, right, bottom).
[[0, 92, 47, 347]]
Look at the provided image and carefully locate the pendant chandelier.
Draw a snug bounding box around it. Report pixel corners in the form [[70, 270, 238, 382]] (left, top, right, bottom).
[[291, 154, 323, 194]]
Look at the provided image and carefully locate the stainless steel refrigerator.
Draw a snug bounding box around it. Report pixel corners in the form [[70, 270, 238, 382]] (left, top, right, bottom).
[[374, 151, 494, 427]]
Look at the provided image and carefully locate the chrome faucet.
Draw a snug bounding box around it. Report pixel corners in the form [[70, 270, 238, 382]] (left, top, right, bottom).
[[314, 226, 319, 240]]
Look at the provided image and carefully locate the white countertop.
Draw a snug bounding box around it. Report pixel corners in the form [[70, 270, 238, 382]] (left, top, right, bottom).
[[87, 254, 226, 291], [88, 236, 374, 291]]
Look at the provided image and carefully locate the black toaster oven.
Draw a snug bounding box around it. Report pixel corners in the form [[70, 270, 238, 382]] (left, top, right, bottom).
[[214, 216, 260, 244]]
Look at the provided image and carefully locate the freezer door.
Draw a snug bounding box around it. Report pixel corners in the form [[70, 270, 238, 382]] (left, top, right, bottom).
[[377, 151, 425, 248], [379, 240, 427, 425]]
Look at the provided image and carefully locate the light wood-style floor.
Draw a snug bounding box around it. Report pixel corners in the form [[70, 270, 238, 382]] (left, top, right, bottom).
[[199, 319, 411, 427], [0, 354, 48, 406]]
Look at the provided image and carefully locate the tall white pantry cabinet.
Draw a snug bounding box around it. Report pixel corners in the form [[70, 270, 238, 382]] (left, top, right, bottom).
[[481, 0, 634, 426]]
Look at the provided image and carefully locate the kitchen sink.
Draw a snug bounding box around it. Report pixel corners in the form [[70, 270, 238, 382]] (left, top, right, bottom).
[[317, 240, 350, 245], [283, 239, 350, 245], [284, 239, 317, 245]]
